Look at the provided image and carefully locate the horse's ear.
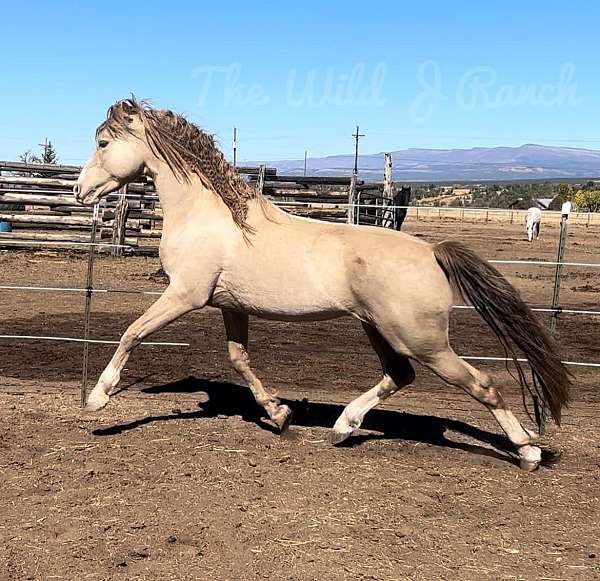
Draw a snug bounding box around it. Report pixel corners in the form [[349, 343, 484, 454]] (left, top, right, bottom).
[[120, 99, 139, 117]]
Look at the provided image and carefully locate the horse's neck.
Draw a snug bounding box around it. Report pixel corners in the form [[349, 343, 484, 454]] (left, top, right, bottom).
[[148, 162, 279, 239], [151, 165, 231, 228]]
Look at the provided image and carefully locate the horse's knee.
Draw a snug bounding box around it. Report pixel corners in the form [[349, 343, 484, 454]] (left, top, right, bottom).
[[121, 328, 141, 350]]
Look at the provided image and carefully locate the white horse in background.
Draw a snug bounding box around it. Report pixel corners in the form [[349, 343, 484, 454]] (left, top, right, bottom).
[[525, 207, 542, 242], [73, 99, 571, 471]]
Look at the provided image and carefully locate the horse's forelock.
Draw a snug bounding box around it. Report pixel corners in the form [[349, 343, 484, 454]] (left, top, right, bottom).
[[96, 99, 144, 139]]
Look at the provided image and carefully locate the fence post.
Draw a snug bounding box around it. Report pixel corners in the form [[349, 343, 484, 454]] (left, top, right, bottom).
[[550, 203, 571, 337], [256, 164, 266, 195], [81, 203, 100, 407], [381, 153, 394, 228], [535, 201, 571, 435], [111, 185, 129, 257], [347, 175, 357, 224]]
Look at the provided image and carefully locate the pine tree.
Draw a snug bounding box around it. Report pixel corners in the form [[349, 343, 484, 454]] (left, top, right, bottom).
[[41, 140, 59, 164]]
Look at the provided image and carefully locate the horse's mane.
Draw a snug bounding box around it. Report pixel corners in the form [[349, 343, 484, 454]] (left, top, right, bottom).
[[97, 98, 256, 232]]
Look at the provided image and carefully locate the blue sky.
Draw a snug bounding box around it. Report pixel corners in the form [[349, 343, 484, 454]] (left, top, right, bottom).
[[1, 1, 598, 164]]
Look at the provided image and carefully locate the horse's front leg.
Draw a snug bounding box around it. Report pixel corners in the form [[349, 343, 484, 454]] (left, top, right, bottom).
[[221, 310, 293, 432], [84, 285, 194, 412]]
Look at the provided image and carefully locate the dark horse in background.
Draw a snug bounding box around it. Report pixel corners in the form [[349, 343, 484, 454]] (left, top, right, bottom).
[[357, 185, 411, 230]]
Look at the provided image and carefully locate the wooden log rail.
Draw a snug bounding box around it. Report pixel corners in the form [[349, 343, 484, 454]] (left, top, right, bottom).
[[0, 160, 376, 253]]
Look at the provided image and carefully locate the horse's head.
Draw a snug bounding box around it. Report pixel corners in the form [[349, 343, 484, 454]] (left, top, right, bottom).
[[74, 100, 148, 205], [75, 97, 256, 231]]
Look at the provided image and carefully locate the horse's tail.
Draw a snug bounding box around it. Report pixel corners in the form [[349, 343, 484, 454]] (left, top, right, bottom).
[[433, 240, 571, 425]]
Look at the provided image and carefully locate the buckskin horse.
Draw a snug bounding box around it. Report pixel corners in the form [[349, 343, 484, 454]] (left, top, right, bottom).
[[74, 99, 570, 470]]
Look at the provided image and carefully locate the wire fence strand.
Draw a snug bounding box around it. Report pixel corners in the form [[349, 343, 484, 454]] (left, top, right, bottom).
[[0, 334, 189, 347], [1, 202, 599, 371]]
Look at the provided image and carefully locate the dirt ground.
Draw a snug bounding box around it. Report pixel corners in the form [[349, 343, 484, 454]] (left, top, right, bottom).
[[0, 217, 599, 580]]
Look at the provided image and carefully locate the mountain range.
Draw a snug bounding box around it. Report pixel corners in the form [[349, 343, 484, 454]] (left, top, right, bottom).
[[250, 144, 600, 182]]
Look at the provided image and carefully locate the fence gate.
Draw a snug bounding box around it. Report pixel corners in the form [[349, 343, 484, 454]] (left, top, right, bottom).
[[354, 185, 411, 230]]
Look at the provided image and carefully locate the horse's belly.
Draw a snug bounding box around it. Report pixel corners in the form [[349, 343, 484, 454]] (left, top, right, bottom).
[[209, 286, 348, 321]]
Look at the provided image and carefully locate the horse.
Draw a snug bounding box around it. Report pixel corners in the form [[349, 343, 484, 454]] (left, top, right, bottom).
[[74, 99, 570, 471], [525, 207, 542, 242]]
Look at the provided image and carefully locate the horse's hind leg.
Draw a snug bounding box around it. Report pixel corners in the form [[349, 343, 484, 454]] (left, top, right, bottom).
[[331, 323, 415, 444], [421, 348, 541, 470], [222, 310, 292, 432]]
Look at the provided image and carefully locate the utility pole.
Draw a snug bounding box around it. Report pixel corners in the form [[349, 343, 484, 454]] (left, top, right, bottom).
[[304, 150, 308, 177], [232, 127, 237, 168], [39, 137, 49, 161], [352, 125, 364, 176]]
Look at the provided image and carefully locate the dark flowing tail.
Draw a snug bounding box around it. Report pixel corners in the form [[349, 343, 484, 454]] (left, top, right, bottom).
[[434, 240, 571, 425]]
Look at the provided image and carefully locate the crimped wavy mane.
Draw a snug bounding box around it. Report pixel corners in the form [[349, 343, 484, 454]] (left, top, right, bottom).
[[97, 98, 256, 232], [434, 240, 571, 425]]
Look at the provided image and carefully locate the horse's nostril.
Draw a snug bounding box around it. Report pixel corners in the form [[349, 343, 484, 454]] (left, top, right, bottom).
[[73, 184, 81, 195]]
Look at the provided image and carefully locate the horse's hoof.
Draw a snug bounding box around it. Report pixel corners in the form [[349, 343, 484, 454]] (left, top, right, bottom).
[[518, 444, 541, 471], [330, 428, 354, 446], [83, 392, 109, 413], [273, 405, 293, 434], [519, 458, 540, 472]]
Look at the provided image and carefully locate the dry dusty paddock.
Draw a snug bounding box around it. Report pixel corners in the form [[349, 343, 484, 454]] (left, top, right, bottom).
[[1, 219, 599, 580]]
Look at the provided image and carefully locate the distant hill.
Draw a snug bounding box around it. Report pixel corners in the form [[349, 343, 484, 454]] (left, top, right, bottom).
[[249, 144, 600, 182]]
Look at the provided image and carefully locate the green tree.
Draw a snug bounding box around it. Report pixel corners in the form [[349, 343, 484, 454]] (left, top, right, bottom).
[[41, 140, 59, 164], [558, 183, 574, 198]]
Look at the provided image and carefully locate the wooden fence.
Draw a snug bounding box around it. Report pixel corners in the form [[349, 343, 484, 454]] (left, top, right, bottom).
[[2, 159, 597, 254], [0, 161, 365, 254]]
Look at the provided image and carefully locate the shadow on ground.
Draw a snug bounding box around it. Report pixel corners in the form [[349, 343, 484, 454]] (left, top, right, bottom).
[[89, 376, 540, 469]]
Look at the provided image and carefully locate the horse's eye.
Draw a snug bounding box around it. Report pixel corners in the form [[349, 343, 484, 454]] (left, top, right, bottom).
[[98, 140, 109, 149]]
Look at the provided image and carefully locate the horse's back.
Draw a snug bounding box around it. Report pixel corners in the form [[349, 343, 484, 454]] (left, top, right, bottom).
[[216, 213, 451, 322], [526, 207, 542, 222]]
